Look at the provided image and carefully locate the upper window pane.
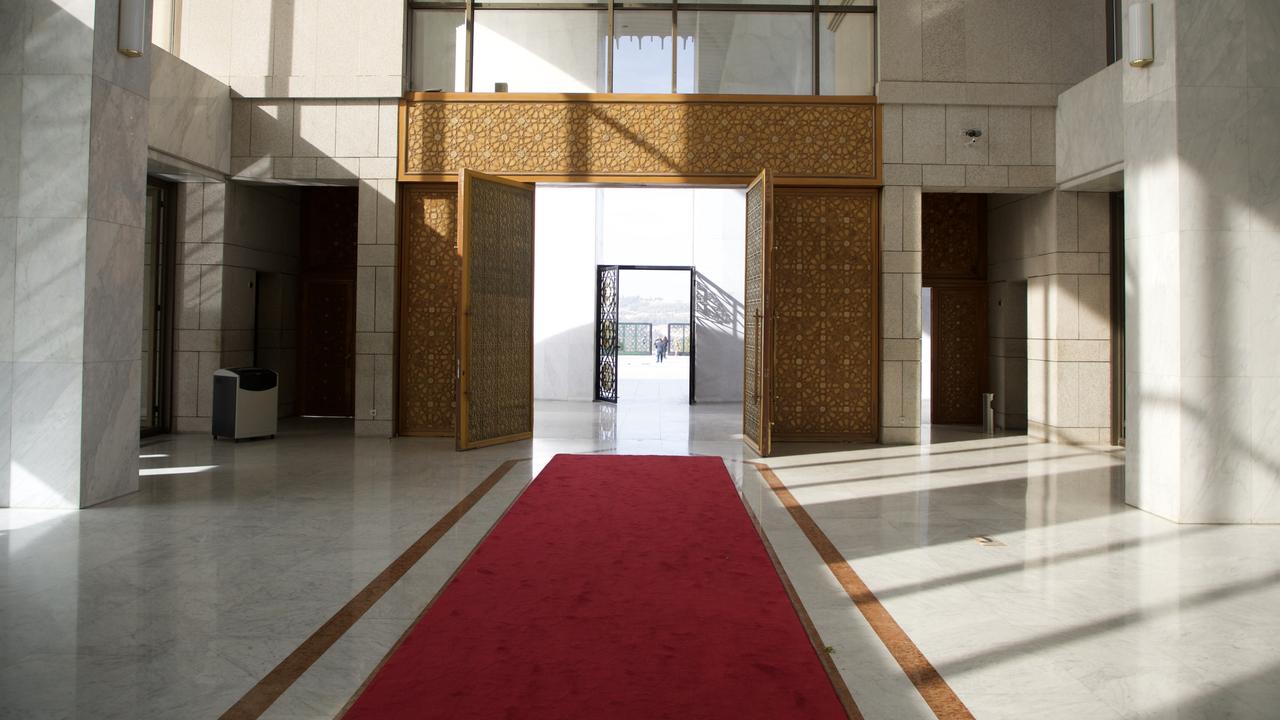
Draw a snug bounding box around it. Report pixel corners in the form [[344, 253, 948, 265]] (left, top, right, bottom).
[[473, 10, 608, 92], [411, 10, 466, 91], [818, 12, 874, 95], [676, 11, 812, 94], [613, 12, 673, 93], [673, 0, 810, 6]]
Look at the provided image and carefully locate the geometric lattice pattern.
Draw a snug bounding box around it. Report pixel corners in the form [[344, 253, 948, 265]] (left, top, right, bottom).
[[743, 175, 768, 452], [923, 193, 986, 281], [771, 189, 877, 441], [403, 98, 877, 182], [667, 323, 690, 355], [619, 323, 651, 355], [596, 266, 619, 402], [398, 186, 459, 436], [463, 176, 534, 445], [931, 285, 987, 425]]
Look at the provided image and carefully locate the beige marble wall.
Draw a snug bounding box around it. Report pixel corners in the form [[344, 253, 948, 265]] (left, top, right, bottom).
[[878, 0, 1107, 106], [879, 185, 923, 444], [1056, 62, 1124, 187], [882, 102, 1059, 192], [1122, 0, 1280, 524], [148, 47, 231, 175], [231, 98, 397, 437], [988, 190, 1111, 443], [171, 182, 301, 433], [0, 0, 151, 508], [169, 0, 404, 98]]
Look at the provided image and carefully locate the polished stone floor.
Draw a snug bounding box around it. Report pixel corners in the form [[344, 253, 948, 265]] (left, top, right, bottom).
[[2, 400, 1279, 719]]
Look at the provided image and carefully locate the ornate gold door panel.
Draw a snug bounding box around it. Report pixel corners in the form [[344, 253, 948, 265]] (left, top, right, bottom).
[[398, 185, 460, 437], [931, 285, 988, 425], [771, 188, 879, 443], [743, 170, 775, 457], [457, 170, 535, 450]]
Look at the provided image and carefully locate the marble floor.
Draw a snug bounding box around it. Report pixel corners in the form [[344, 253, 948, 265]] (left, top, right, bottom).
[[2, 402, 1279, 719]]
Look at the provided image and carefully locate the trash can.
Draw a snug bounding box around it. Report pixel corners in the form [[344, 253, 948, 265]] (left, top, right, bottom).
[[212, 368, 278, 441]]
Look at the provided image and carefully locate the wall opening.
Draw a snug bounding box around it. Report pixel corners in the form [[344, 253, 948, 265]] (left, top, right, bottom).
[[534, 186, 746, 407]]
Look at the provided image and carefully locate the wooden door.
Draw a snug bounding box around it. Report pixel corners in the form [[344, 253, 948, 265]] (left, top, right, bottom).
[[770, 188, 879, 443], [931, 284, 988, 425], [398, 185, 460, 436], [299, 278, 355, 416], [457, 170, 535, 450], [743, 170, 775, 457]]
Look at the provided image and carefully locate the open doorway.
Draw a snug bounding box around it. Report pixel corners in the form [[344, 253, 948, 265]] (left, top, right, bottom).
[[920, 193, 990, 441], [602, 266, 694, 405], [531, 186, 745, 410]]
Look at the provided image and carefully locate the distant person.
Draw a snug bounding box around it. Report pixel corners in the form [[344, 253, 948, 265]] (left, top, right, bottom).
[[655, 336, 667, 363]]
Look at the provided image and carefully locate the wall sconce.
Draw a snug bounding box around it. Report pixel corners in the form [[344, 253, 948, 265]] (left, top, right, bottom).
[[118, 0, 148, 57], [1127, 2, 1154, 67]]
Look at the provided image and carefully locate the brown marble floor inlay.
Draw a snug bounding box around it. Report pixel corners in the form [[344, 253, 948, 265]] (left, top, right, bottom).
[[752, 461, 976, 720], [219, 458, 527, 720]]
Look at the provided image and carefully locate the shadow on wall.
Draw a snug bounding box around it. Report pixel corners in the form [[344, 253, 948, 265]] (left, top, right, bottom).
[[693, 272, 744, 403], [534, 322, 597, 402]]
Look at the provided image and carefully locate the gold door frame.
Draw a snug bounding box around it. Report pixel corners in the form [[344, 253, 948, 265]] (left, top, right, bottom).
[[456, 169, 536, 450]]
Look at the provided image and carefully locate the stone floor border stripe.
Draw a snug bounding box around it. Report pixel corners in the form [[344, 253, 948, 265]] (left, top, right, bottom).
[[752, 461, 976, 720], [219, 458, 528, 720]]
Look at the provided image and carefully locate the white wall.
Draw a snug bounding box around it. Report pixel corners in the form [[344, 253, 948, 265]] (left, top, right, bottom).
[[160, 0, 404, 98], [534, 188, 598, 401], [533, 187, 745, 402], [691, 189, 745, 403]]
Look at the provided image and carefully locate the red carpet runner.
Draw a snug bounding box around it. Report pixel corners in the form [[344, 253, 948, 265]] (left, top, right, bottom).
[[342, 454, 854, 719]]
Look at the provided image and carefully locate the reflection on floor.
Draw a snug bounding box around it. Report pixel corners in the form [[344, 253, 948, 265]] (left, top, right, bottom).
[[2, 406, 1279, 719], [617, 353, 689, 404]]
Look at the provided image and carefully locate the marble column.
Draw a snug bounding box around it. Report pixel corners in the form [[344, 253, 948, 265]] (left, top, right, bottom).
[[880, 185, 923, 444], [1123, 0, 1280, 523], [354, 178, 396, 437], [0, 0, 148, 508]]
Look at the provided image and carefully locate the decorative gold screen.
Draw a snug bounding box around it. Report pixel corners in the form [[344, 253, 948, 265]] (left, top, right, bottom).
[[401, 95, 878, 184], [399, 186, 459, 436], [459, 174, 534, 448], [771, 189, 878, 441], [743, 172, 770, 455]]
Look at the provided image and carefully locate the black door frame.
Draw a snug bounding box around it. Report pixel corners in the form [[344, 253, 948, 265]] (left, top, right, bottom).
[[142, 178, 177, 437], [595, 265, 697, 405]]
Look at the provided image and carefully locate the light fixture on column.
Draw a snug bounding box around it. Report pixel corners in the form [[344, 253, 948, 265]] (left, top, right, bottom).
[[1127, 2, 1154, 67], [118, 0, 148, 57]]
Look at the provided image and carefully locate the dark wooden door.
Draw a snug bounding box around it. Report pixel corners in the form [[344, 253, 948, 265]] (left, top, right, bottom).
[[931, 284, 988, 425], [299, 278, 356, 416]]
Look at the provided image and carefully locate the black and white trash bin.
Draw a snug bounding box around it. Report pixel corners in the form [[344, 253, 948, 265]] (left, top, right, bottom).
[[212, 368, 279, 441]]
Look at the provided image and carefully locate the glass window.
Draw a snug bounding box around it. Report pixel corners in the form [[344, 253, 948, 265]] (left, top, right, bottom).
[[613, 12, 673, 93], [473, 10, 608, 92], [673, 0, 811, 6], [818, 12, 874, 95], [411, 10, 466, 91], [675, 11, 812, 95]]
